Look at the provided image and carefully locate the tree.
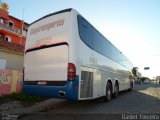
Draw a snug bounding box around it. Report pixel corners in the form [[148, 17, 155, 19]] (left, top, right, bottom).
[[132, 67, 138, 76]]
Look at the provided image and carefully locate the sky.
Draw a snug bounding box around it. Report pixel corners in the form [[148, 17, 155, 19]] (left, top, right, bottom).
[[2, 0, 160, 78]]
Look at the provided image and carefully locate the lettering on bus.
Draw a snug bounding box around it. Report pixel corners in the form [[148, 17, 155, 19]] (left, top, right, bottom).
[[30, 19, 65, 35]]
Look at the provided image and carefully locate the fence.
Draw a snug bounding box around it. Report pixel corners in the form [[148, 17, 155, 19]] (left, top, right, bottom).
[[0, 70, 22, 96]]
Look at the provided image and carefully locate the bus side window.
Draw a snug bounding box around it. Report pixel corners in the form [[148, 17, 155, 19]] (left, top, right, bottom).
[[78, 15, 93, 49]]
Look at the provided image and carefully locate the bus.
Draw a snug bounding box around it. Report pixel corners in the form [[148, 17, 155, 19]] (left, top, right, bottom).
[[23, 8, 134, 101]]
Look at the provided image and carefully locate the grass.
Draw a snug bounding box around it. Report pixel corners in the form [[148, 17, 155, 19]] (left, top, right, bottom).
[[0, 92, 49, 106]]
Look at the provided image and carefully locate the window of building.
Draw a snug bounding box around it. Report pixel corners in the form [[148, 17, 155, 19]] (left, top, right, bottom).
[[23, 28, 28, 31], [5, 36, 11, 42], [8, 21, 14, 28], [0, 18, 4, 24], [0, 59, 6, 70]]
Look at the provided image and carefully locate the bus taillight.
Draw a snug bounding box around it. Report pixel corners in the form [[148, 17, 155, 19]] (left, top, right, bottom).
[[68, 63, 76, 80]]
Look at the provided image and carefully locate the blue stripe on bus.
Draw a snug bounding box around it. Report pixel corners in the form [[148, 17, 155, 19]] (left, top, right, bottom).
[[22, 76, 79, 100]]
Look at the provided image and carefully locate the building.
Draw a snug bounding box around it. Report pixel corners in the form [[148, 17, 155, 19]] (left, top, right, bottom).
[[0, 7, 29, 45], [0, 4, 29, 71]]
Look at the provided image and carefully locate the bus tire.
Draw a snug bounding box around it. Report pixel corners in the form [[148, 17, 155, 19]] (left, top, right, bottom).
[[104, 82, 112, 102], [113, 82, 119, 98]]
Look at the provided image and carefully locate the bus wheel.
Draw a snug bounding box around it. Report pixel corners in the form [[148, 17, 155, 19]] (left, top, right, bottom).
[[113, 82, 119, 98], [104, 82, 112, 102]]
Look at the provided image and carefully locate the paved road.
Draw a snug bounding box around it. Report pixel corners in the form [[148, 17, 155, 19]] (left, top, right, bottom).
[[47, 83, 160, 114], [2, 83, 159, 120]]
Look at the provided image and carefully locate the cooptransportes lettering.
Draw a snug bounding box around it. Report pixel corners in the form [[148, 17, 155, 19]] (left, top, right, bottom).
[[30, 19, 65, 35]]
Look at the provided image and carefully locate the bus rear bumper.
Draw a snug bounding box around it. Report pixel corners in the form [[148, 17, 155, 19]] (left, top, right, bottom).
[[22, 76, 79, 100]]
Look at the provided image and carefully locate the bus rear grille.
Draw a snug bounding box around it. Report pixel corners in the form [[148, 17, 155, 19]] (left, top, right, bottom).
[[80, 71, 93, 98]]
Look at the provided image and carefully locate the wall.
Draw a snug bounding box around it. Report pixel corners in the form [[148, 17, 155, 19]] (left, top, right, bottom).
[[9, 16, 22, 29], [0, 50, 24, 71], [4, 31, 26, 45], [0, 70, 22, 96]]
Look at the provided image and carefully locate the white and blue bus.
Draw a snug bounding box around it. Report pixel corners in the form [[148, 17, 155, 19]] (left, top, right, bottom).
[[23, 8, 133, 101]]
